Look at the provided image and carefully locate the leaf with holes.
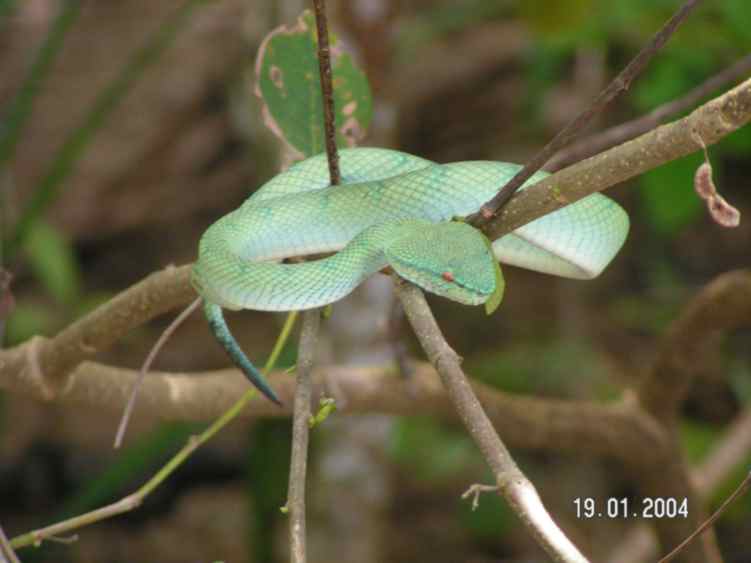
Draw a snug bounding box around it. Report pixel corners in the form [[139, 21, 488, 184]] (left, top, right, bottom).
[[254, 9, 373, 159]]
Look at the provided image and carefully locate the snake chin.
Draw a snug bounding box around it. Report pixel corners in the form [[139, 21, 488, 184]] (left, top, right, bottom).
[[385, 222, 497, 307]]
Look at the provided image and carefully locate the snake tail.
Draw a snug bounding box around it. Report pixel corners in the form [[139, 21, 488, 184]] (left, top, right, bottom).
[[203, 300, 282, 405]]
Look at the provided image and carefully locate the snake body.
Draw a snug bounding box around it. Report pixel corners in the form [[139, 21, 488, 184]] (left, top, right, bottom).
[[192, 148, 629, 403]]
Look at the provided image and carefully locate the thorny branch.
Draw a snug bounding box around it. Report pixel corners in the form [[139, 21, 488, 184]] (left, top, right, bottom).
[[469, 0, 703, 228]]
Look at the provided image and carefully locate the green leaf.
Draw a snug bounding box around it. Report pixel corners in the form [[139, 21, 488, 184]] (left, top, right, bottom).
[[23, 221, 81, 305], [639, 155, 703, 236], [308, 397, 337, 428], [255, 10, 373, 159]]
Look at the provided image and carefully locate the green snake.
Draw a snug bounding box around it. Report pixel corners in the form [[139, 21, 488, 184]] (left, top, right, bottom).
[[191, 148, 629, 403]]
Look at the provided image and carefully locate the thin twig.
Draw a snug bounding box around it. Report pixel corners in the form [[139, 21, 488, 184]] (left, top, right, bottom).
[[482, 76, 751, 243], [0, 524, 21, 563], [396, 280, 589, 563], [284, 5, 340, 561], [10, 312, 299, 551], [638, 270, 751, 420], [547, 53, 751, 171], [114, 296, 201, 448], [469, 0, 702, 229], [658, 472, 751, 563], [609, 408, 751, 563], [287, 310, 320, 563], [312, 0, 340, 185], [461, 483, 499, 511]]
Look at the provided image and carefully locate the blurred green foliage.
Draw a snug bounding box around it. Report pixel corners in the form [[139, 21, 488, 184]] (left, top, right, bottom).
[[390, 416, 479, 482], [61, 423, 201, 520], [468, 339, 618, 400], [24, 221, 82, 306], [457, 484, 514, 544], [680, 419, 751, 520], [639, 155, 704, 236]]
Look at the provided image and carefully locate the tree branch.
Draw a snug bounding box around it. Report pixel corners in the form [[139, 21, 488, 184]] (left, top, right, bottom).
[[0, 358, 663, 462], [469, 0, 703, 227], [609, 408, 751, 563], [287, 309, 319, 563], [285, 3, 339, 560], [547, 53, 751, 171], [396, 280, 590, 563], [482, 76, 751, 243], [0, 524, 20, 563], [313, 0, 340, 185], [639, 270, 751, 420], [0, 264, 194, 399]]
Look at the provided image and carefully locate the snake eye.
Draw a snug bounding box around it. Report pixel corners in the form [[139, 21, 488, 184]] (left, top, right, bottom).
[[442, 271, 454, 282]]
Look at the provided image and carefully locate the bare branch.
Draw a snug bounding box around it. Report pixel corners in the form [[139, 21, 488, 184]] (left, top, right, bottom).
[[284, 4, 339, 560], [287, 310, 320, 563], [609, 408, 751, 563], [115, 296, 202, 448], [638, 270, 751, 420], [396, 280, 589, 563], [547, 53, 751, 171], [659, 472, 751, 563], [0, 264, 195, 396], [313, 0, 340, 184], [482, 76, 751, 243], [0, 357, 663, 462], [470, 0, 703, 227], [0, 524, 20, 563]]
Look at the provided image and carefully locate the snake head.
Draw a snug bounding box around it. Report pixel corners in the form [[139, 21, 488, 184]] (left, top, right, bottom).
[[386, 222, 500, 307]]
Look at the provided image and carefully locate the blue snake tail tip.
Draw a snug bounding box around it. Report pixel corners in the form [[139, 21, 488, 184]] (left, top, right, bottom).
[[203, 301, 283, 406]]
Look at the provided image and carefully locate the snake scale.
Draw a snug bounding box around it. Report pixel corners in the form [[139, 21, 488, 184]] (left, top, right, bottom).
[[191, 148, 629, 403]]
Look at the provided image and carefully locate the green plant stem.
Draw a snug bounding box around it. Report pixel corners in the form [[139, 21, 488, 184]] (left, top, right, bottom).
[[5, 0, 206, 260], [10, 310, 299, 550], [0, 0, 82, 169]]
